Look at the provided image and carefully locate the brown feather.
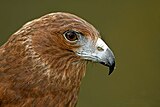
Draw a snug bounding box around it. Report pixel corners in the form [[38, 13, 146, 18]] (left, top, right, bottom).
[[0, 12, 99, 107]]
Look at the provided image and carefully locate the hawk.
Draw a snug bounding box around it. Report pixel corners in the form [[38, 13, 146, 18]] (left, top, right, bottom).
[[0, 12, 115, 107]]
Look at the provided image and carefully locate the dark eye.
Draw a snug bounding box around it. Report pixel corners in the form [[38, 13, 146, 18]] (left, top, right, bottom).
[[63, 30, 78, 42]]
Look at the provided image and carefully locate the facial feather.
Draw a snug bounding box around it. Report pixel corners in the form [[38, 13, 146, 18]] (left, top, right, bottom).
[[0, 12, 115, 107]]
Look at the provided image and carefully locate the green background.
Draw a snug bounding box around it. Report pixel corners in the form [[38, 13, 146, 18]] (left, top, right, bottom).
[[0, 0, 160, 107]]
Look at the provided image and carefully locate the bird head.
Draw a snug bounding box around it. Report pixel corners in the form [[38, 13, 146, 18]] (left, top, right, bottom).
[[27, 12, 115, 76], [0, 12, 116, 106]]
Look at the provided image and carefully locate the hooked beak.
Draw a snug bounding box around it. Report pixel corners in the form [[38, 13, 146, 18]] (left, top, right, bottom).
[[95, 38, 115, 75], [99, 49, 115, 75], [77, 37, 115, 75]]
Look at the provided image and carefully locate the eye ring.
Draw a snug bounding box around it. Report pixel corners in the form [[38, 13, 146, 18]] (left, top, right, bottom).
[[63, 30, 78, 43]]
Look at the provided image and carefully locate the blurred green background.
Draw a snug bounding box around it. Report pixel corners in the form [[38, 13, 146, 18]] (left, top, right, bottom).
[[0, 0, 160, 107]]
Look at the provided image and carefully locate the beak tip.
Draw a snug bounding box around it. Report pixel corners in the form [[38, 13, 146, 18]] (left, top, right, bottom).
[[108, 67, 114, 75], [108, 60, 115, 75], [100, 60, 115, 75]]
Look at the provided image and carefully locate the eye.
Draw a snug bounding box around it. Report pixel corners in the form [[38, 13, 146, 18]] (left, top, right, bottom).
[[63, 30, 78, 42]]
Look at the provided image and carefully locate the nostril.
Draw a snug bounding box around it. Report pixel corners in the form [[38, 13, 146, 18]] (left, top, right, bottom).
[[97, 46, 104, 51]]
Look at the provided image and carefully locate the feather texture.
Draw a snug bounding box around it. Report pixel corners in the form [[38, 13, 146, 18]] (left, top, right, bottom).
[[0, 12, 115, 107], [0, 12, 98, 107]]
